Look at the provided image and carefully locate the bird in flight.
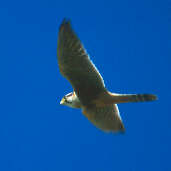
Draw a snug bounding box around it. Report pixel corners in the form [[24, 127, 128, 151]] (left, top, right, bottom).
[[57, 19, 157, 133]]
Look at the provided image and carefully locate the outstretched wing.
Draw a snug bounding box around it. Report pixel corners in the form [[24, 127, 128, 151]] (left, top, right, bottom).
[[82, 104, 125, 133], [57, 19, 106, 106]]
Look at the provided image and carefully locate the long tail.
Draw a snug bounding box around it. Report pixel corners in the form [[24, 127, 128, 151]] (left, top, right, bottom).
[[106, 93, 158, 104]]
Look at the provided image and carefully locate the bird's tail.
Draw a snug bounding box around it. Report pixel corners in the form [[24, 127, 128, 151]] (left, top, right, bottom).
[[108, 93, 157, 104]]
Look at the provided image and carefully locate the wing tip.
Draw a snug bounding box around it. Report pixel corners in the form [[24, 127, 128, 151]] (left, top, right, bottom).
[[119, 125, 126, 134], [102, 121, 125, 134], [113, 123, 125, 134], [59, 18, 72, 31], [104, 128, 125, 134]]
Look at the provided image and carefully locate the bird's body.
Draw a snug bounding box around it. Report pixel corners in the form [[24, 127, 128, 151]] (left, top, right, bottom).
[[57, 19, 157, 133]]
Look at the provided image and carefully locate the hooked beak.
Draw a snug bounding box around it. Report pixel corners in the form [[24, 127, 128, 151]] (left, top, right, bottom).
[[60, 98, 65, 105]]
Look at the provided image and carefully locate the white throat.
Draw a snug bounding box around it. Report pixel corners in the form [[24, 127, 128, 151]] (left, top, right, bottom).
[[60, 92, 81, 108]]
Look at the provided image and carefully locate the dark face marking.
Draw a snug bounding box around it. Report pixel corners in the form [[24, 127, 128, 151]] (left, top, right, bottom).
[[64, 93, 72, 104]]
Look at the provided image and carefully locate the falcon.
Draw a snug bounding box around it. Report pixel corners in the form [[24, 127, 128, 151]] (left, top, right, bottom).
[[57, 19, 157, 133]]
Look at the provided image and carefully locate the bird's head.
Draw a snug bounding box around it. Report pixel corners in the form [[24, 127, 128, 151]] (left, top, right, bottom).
[[60, 92, 81, 108]]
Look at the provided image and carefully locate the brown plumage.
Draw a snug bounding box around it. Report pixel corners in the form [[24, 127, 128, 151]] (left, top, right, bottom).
[[57, 19, 157, 133]]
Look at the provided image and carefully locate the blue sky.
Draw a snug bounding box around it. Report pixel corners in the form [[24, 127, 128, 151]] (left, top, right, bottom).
[[0, 0, 170, 170]]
